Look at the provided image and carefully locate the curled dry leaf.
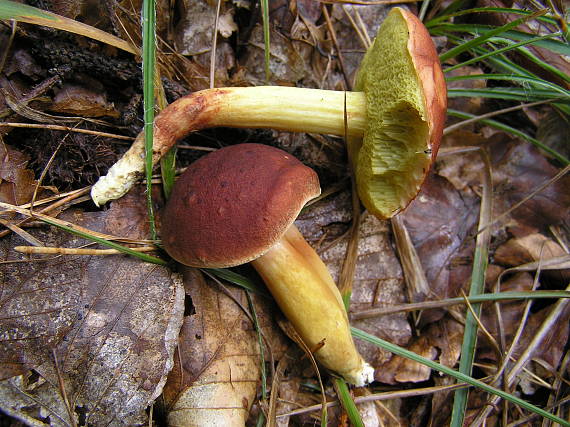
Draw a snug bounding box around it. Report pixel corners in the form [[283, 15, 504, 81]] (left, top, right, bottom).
[[0, 142, 39, 206], [0, 190, 185, 425], [163, 268, 262, 426], [49, 83, 120, 118], [375, 316, 463, 385], [494, 233, 569, 283]]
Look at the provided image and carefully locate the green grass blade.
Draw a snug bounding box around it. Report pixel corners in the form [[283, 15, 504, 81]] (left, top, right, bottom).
[[428, 6, 559, 27], [447, 87, 565, 101], [450, 150, 492, 426], [32, 214, 167, 265], [513, 44, 570, 84], [205, 268, 268, 296], [0, 0, 136, 54], [447, 109, 570, 164], [160, 147, 177, 200], [443, 32, 563, 74], [351, 327, 570, 426], [260, 0, 271, 82], [246, 291, 268, 401], [333, 378, 363, 427], [446, 74, 570, 97], [439, 10, 546, 63], [433, 24, 570, 56], [142, 0, 157, 240]]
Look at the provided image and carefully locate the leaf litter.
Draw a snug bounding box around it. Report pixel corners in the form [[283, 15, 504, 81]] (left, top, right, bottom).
[[1, 0, 569, 425], [0, 190, 184, 425]]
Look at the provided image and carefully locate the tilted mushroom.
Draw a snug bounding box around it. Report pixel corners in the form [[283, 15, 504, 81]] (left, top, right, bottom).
[[161, 143, 374, 386], [91, 7, 446, 219]]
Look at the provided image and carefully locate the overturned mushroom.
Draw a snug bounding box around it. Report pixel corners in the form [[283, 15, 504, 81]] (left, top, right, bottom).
[[161, 143, 374, 386], [92, 7, 446, 219]]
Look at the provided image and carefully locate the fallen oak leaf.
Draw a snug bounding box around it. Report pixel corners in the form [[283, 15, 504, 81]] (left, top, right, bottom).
[[0, 189, 184, 425], [163, 267, 262, 427]]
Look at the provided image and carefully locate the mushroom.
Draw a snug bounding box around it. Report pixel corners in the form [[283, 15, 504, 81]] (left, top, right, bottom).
[[161, 143, 374, 386], [91, 7, 446, 219]]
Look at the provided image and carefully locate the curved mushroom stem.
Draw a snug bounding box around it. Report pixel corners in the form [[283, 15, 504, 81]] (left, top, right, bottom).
[[250, 224, 374, 386], [91, 87, 366, 206]]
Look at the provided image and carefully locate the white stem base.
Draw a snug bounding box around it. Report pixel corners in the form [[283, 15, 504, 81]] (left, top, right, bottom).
[[91, 87, 366, 206]]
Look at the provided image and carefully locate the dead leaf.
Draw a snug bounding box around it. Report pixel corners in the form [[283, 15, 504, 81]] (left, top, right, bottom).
[[489, 134, 570, 230], [376, 316, 463, 385], [49, 83, 120, 118], [163, 268, 261, 426], [0, 190, 185, 425], [0, 142, 38, 206], [494, 233, 569, 283], [399, 173, 480, 323]]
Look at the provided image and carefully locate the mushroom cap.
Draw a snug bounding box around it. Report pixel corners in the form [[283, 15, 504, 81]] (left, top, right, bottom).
[[350, 7, 447, 219], [161, 144, 321, 268]]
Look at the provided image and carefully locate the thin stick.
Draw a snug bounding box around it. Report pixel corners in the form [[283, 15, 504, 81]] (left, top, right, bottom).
[[31, 139, 64, 212], [319, 0, 417, 4], [0, 187, 91, 239], [443, 99, 559, 135], [322, 4, 351, 90], [14, 246, 158, 255], [0, 122, 134, 140], [210, 0, 222, 88], [277, 383, 467, 418]]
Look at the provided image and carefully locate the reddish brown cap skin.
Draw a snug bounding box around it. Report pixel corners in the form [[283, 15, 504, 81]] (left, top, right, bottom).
[[161, 144, 321, 268], [401, 8, 447, 162]]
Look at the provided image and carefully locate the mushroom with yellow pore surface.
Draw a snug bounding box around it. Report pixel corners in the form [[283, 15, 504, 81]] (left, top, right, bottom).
[[91, 7, 447, 219], [160, 143, 374, 386]]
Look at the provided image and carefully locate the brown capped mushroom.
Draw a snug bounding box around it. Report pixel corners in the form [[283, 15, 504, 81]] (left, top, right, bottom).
[[91, 7, 446, 220], [161, 143, 374, 386]]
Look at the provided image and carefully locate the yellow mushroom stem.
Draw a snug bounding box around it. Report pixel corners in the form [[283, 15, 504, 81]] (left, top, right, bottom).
[[91, 87, 367, 206], [250, 224, 374, 386]]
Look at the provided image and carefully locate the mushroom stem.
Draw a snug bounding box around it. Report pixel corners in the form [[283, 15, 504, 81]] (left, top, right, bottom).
[[91, 87, 367, 206], [250, 224, 374, 386]]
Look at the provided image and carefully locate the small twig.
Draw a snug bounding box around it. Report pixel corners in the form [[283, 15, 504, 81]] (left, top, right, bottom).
[[319, 0, 417, 4], [0, 123, 134, 140], [0, 187, 91, 239], [31, 139, 65, 212], [443, 99, 559, 135], [210, 0, 222, 88], [14, 245, 158, 255], [277, 383, 468, 418], [342, 6, 370, 50], [0, 19, 16, 74], [322, 4, 351, 90], [52, 349, 78, 427]]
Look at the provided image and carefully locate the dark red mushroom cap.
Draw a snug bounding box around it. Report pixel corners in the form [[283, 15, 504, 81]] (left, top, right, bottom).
[[161, 144, 321, 268]]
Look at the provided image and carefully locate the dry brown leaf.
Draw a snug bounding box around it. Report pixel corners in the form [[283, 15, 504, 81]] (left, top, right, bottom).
[[49, 83, 120, 118], [0, 142, 38, 206], [494, 233, 569, 283], [488, 132, 570, 230], [241, 25, 307, 85], [399, 173, 480, 323], [0, 190, 184, 425], [376, 317, 463, 385], [162, 268, 261, 426]]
